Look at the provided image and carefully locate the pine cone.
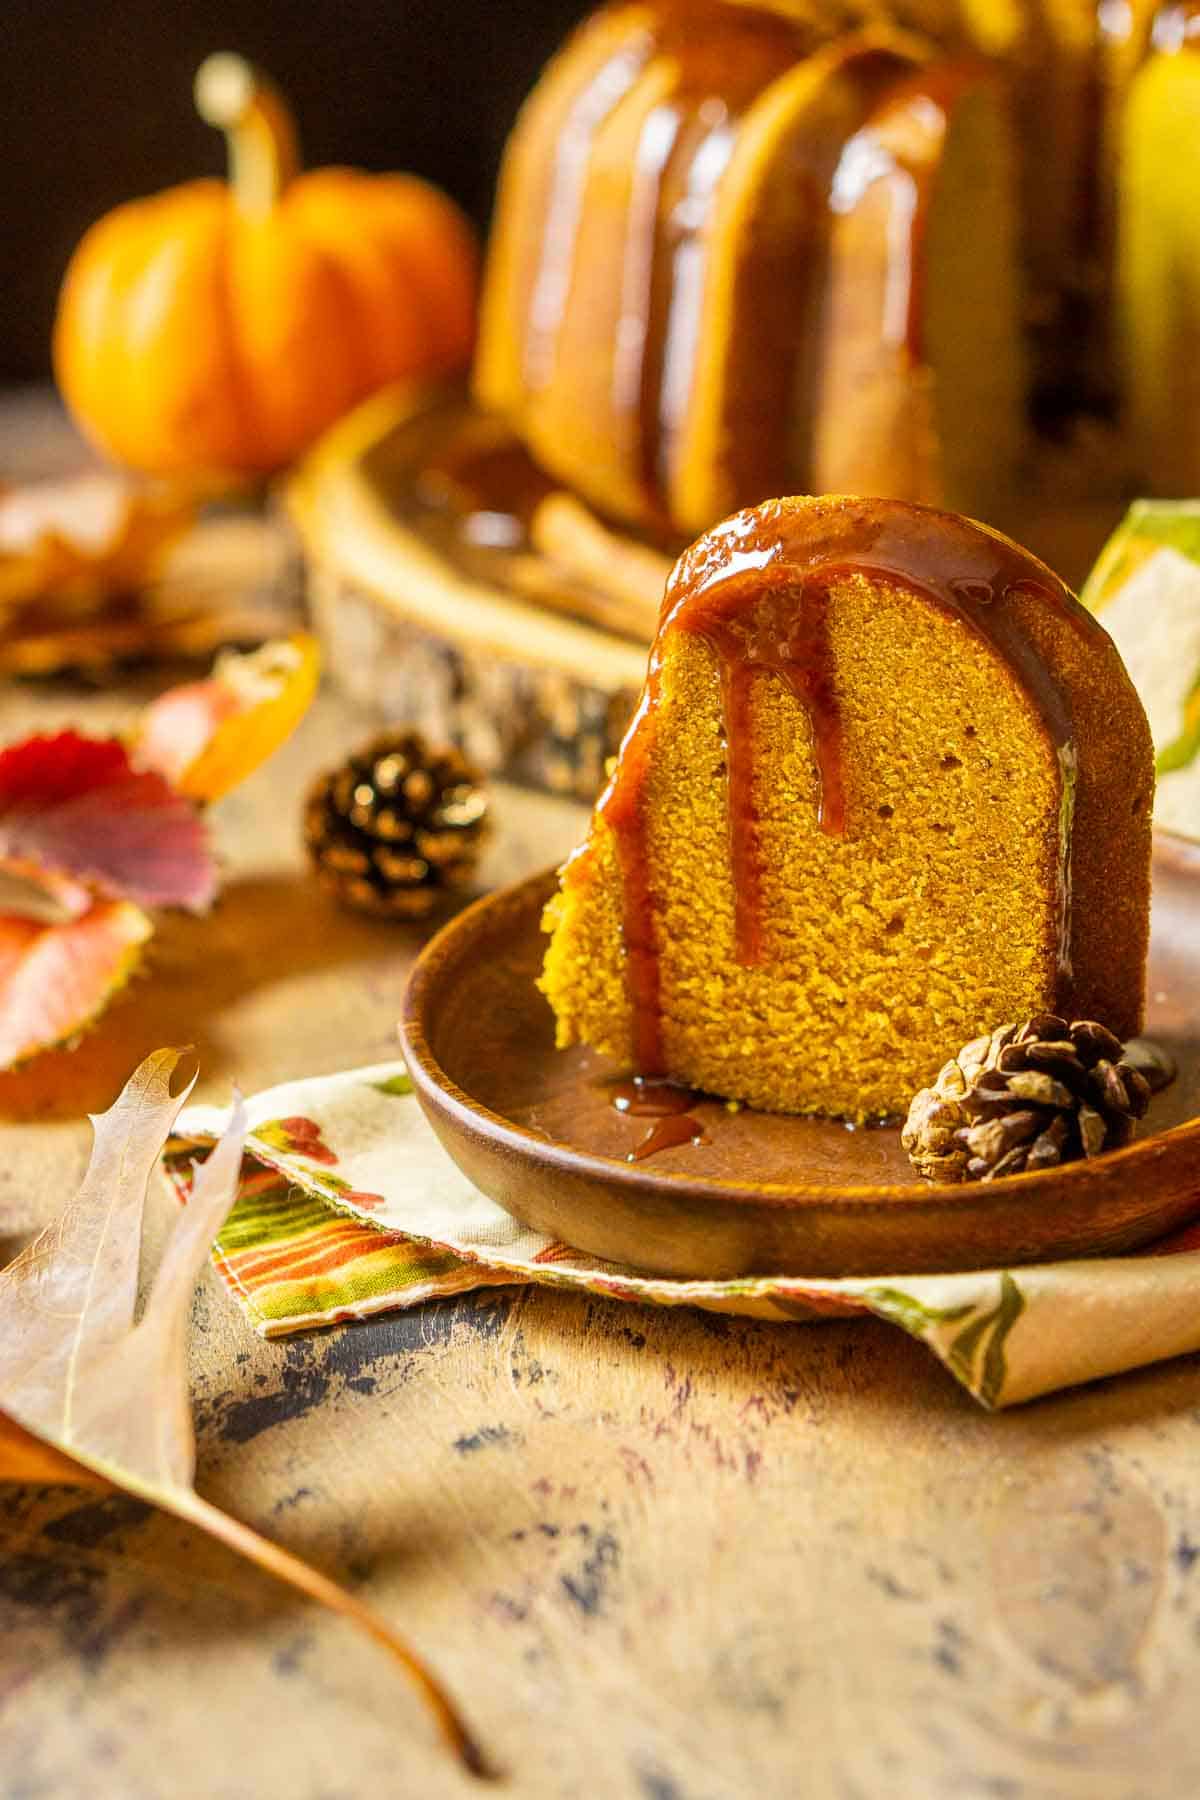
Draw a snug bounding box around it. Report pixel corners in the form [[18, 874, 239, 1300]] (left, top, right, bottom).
[[304, 731, 489, 919], [902, 1015, 1161, 1183]]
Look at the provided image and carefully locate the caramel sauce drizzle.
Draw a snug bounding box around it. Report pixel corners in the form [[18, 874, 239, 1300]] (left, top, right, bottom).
[[524, 32, 655, 393], [611, 1076, 710, 1161], [518, 4, 811, 529], [892, 64, 981, 368], [694, 578, 845, 966], [629, 1114, 711, 1161], [580, 499, 1107, 1078], [611, 1074, 700, 1117], [636, 17, 806, 510], [622, 92, 685, 507]]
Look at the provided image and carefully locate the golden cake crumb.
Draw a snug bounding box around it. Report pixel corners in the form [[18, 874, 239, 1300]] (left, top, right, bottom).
[[540, 497, 1154, 1121]]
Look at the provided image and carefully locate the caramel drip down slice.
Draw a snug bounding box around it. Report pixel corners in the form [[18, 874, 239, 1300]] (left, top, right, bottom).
[[690, 577, 845, 967], [520, 50, 682, 526]]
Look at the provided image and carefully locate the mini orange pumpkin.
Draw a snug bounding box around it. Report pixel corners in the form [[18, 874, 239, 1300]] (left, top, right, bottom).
[[54, 53, 479, 483]]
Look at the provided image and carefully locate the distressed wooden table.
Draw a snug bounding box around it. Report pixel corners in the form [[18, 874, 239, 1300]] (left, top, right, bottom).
[[3, 404, 1200, 1800]]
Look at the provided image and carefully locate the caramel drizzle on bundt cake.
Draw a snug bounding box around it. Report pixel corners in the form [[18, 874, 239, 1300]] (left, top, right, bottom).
[[543, 493, 1151, 1108], [516, 5, 831, 531], [653, 32, 928, 523], [478, 0, 1200, 534], [477, 5, 972, 535], [835, 60, 983, 367], [476, 4, 1032, 536]]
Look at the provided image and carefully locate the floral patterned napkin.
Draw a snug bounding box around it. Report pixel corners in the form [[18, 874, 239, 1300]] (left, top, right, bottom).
[[165, 1061, 1200, 1410]]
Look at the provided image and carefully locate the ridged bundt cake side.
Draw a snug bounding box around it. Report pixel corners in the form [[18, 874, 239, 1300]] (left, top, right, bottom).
[[474, 3, 1027, 533], [473, 0, 1190, 535], [809, 59, 1025, 519], [473, 4, 657, 434], [654, 32, 931, 531], [540, 496, 1154, 1120]]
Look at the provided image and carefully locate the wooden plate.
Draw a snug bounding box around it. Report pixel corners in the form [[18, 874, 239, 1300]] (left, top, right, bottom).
[[399, 850, 1200, 1279]]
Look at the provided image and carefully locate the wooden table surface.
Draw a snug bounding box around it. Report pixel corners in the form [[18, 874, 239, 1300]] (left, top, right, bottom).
[[4, 404, 1200, 1800]]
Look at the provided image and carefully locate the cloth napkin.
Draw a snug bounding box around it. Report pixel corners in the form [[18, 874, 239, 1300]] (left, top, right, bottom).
[[165, 1061, 1200, 1410]]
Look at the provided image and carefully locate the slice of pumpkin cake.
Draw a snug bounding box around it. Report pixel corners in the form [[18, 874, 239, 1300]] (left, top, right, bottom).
[[540, 495, 1154, 1120]]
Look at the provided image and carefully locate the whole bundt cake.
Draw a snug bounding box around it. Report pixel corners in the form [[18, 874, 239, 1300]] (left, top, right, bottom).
[[539, 496, 1154, 1120], [474, 0, 1193, 537]]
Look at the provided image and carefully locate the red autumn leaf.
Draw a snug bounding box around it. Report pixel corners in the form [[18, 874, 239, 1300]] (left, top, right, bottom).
[[0, 899, 153, 1068], [0, 730, 216, 913]]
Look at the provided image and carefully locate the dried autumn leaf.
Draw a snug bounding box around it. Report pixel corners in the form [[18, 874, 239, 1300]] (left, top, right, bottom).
[[0, 730, 217, 912], [0, 600, 292, 680], [0, 502, 294, 679], [0, 1049, 482, 1774], [0, 639, 314, 1070], [0, 899, 152, 1068], [134, 633, 321, 802], [0, 1414, 107, 1486], [0, 473, 195, 616]]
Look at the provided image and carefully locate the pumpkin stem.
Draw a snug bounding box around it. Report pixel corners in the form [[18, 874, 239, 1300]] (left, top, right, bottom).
[[194, 53, 300, 215]]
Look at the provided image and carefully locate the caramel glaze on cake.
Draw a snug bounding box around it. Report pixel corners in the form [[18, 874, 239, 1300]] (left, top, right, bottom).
[[540, 496, 1155, 1121], [476, 6, 1021, 534], [474, 0, 1194, 540]]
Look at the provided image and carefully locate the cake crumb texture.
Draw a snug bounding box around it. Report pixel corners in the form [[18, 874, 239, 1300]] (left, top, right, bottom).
[[540, 502, 1153, 1121]]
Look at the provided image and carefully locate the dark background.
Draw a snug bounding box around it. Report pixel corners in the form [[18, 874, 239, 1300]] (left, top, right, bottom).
[[0, 0, 591, 381]]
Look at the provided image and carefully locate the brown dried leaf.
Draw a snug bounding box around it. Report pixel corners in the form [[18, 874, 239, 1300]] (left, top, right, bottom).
[[0, 489, 295, 676], [0, 1048, 482, 1774], [0, 1413, 110, 1487], [0, 601, 289, 678], [0, 475, 194, 618]]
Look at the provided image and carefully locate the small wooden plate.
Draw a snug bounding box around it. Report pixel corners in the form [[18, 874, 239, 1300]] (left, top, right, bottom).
[[399, 851, 1200, 1279]]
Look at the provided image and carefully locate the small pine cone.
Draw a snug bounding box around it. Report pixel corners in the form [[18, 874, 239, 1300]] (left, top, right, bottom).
[[304, 730, 489, 920], [902, 1015, 1166, 1183]]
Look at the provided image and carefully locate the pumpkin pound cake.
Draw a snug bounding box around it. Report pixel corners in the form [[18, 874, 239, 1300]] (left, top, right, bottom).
[[540, 497, 1154, 1120]]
